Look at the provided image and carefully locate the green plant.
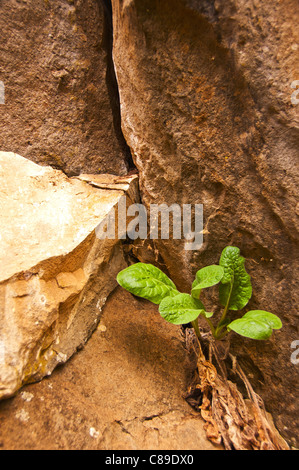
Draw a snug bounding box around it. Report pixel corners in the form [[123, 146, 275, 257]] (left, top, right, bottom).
[[117, 246, 282, 342]]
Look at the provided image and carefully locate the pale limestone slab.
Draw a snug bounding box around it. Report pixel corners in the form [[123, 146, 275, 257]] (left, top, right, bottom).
[[0, 152, 138, 399]]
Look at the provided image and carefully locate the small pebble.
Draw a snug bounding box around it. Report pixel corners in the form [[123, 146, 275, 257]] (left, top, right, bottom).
[[20, 391, 34, 402], [89, 427, 100, 439], [98, 324, 107, 333], [16, 409, 30, 423]]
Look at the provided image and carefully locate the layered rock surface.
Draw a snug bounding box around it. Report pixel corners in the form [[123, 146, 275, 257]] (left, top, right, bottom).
[[0, 0, 130, 175], [0, 0, 298, 449], [0, 151, 138, 399], [111, 0, 299, 445], [0, 288, 220, 450]]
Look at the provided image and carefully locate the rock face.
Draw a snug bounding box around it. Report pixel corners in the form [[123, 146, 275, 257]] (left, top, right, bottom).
[[111, 0, 299, 445], [0, 288, 220, 450], [0, 0, 130, 176], [0, 152, 138, 399]]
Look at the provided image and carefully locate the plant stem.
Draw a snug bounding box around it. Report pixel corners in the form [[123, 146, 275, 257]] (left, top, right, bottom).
[[191, 319, 206, 360], [211, 279, 234, 340], [216, 329, 229, 340], [205, 317, 216, 338], [219, 278, 234, 327], [191, 319, 201, 340]]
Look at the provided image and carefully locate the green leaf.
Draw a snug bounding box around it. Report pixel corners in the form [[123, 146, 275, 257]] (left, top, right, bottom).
[[245, 310, 282, 330], [202, 311, 214, 319], [192, 265, 224, 299], [159, 293, 206, 325], [227, 310, 282, 340], [117, 263, 179, 305], [219, 246, 252, 311]]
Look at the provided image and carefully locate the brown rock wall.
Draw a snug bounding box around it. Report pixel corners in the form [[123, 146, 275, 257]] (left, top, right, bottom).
[[111, 0, 299, 445], [0, 0, 129, 175]]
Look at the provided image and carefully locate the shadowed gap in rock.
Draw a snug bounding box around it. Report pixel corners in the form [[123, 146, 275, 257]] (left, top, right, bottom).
[[100, 0, 136, 172]]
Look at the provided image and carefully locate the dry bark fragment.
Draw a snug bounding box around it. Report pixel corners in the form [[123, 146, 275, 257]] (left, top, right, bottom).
[[185, 338, 290, 450]]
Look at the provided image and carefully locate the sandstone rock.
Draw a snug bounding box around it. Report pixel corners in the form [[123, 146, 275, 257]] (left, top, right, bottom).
[[0, 152, 138, 399], [0, 0, 130, 176], [111, 0, 299, 445], [0, 288, 220, 450]]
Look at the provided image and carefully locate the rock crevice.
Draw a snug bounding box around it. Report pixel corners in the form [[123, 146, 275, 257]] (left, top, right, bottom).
[[110, 0, 299, 445]]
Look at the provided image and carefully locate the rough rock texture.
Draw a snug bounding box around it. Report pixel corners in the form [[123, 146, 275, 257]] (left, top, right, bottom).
[[0, 0, 130, 176], [111, 0, 299, 445], [0, 288, 220, 450], [0, 152, 138, 399]]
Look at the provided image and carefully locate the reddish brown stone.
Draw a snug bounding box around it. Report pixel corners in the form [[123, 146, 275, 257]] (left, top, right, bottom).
[[111, 0, 299, 446], [0, 0, 129, 175]]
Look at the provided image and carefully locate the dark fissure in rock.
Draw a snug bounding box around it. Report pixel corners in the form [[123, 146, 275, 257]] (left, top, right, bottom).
[[100, 0, 136, 172]]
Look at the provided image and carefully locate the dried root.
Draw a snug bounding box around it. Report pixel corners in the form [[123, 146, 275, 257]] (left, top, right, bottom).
[[185, 336, 289, 450]]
